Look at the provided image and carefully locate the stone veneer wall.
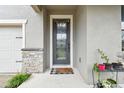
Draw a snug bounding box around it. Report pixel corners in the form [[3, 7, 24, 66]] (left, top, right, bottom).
[[21, 48, 43, 73]]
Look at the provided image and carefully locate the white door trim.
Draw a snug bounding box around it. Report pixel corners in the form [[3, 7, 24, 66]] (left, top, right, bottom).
[[0, 19, 27, 48], [50, 15, 73, 68]]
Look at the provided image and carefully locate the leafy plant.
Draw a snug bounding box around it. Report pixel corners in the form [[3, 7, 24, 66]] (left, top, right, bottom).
[[107, 79, 117, 84], [5, 73, 31, 88], [97, 49, 109, 64], [93, 63, 99, 72], [93, 63, 100, 81], [101, 79, 116, 88], [101, 79, 112, 88]]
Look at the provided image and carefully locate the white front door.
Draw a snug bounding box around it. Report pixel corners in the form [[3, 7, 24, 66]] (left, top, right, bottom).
[[0, 27, 22, 73]]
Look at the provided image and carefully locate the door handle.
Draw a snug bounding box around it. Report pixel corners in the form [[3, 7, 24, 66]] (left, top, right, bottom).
[[16, 37, 22, 39], [16, 60, 22, 63], [68, 43, 70, 50]]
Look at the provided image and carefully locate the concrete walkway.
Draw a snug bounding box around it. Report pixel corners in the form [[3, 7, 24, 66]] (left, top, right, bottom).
[[19, 69, 91, 88]]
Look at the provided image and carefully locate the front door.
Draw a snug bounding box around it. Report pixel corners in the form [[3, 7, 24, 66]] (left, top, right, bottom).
[[53, 19, 70, 65]]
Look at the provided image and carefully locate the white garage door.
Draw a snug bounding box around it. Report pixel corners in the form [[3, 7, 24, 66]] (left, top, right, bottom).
[[0, 26, 22, 73]]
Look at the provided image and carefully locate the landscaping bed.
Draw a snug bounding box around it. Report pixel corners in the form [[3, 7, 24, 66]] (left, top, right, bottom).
[[5, 73, 31, 88]]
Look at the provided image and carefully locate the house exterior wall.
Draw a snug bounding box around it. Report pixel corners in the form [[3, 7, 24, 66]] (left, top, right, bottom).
[[75, 6, 87, 82], [42, 7, 48, 70], [0, 5, 44, 49], [0, 5, 45, 73], [75, 5, 121, 84], [86, 6, 121, 83], [0, 5, 122, 84]]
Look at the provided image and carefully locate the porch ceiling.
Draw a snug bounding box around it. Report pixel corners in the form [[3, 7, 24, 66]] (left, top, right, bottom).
[[31, 5, 42, 13], [31, 5, 78, 14], [44, 5, 78, 14]]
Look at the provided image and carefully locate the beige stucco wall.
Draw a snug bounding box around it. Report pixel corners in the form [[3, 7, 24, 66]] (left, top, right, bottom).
[[75, 5, 121, 84], [0, 5, 44, 48], [75, 6, 87, 82], [86, 6, 121, 83], [42, 7, 48, 71]]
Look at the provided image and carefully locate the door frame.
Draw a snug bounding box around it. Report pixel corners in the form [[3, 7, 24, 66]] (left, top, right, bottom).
[[50, 15, 73, 68]]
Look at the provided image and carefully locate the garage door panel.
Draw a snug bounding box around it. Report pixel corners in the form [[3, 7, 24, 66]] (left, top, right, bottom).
[[0, 26, 22, 73], [0, 61, 21, 72], [0, 60, 16, 72], [0, 51, 13, 59], [15, 39, 22, 50], [0, 39, 14, 49], [15, 51, 22, 61]]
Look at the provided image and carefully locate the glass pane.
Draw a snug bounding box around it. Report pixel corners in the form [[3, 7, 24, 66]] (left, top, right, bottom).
[[122, 31, 124, 51], [122, 6, 124, 22], [56, 22, 67, 60]]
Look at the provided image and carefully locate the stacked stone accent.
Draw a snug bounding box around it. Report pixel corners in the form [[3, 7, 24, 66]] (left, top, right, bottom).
[[21, 48, 43, 73]]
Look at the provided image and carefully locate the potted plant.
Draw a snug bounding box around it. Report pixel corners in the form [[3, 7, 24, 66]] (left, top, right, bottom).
[[97, 49, 112, 70], [101, 79, 117, 88], [93, 63, 102, 87], [93, 63, 99, 72]]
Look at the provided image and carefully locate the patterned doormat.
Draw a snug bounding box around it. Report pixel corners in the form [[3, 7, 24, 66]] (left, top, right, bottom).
[[50, 68, 74, 74]]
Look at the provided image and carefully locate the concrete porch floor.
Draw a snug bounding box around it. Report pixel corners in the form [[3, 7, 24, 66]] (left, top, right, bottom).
[[19, 68, 92, 88]]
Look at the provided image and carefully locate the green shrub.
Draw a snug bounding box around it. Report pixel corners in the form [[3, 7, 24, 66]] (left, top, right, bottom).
[[5, 73, 31, 88]]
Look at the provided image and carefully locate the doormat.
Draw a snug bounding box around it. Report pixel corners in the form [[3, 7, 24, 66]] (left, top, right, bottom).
[[50, 68, 74, 74]]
